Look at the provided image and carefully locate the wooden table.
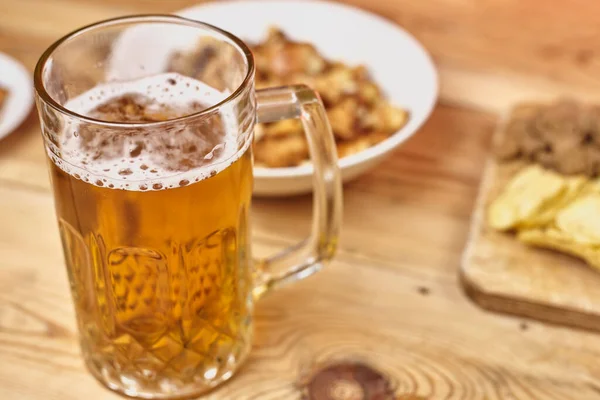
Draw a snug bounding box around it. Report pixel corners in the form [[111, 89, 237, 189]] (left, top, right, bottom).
[[3, 1, 600, 399]]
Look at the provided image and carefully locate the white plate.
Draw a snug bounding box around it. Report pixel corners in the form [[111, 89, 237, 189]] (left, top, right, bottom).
[[0, 52, 34, 140], [177, 0, 438, 196]]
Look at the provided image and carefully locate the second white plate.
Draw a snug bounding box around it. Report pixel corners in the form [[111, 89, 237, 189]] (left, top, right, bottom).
[[0, 52, 34, 141]]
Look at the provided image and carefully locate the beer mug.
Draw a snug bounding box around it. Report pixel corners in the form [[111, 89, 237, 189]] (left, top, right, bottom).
[[34, 15, 342, 399]]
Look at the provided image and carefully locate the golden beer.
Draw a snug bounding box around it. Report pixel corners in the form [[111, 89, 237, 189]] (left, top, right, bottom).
[[49, 140, 253, 393], [44, 71, 254, 394]]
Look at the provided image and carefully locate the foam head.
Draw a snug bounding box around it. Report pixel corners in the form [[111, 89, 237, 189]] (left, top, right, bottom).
[[52, 73, 245, 191]]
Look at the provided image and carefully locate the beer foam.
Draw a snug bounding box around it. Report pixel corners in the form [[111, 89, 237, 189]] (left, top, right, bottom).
[[49, 73, 250, 191]]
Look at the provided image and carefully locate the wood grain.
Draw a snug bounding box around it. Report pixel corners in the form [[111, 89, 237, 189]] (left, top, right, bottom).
[[3, 0, 600, 399]]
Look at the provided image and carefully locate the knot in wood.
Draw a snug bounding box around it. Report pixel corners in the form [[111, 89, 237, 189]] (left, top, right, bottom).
[[304, 362, 394, 400]]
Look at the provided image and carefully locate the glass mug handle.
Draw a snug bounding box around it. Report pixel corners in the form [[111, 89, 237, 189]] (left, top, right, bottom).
[[253, 85, 343, 298]]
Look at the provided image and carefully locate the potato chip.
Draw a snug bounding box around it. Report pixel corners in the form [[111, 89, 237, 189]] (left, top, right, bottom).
[[555, 194, 600, 244], [519, 175, 587, 228], [518, 227, 600, 271], [488, 164, 600, 271], [578, 178, 600, 195], [488, 165, 567, 230], [518, 228, 596, 265]]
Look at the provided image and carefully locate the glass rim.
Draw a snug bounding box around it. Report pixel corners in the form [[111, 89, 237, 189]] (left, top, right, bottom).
[[33, 14, 255, 128]]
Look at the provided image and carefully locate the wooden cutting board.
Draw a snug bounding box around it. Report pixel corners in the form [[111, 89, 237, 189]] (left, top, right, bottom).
[[461, 105, 600, 332]]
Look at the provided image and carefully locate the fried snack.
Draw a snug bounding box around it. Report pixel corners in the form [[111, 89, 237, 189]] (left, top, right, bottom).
[[252, 28, 326, 78], [517, 228, 600, 270], [554, 194, 600, 245], [250, 28, 408, 167], [486, 100, 600, 272], [487, 165, 570, 231], [327, 98, 360, 140], [168, 36, 244, 92], [260, 119, 303, 139], [517, 195, 600, 271], [253, 133, 309, 168], [167, 27, 409, 167], [521, 175, 587, 228], [337, 131, 389, 158], [0, 86, 7, 113], [488, 162, 600, 271]]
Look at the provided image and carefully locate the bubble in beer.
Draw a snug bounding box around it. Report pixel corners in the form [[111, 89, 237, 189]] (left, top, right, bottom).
[[95, 180, 104, 186], [179, 179, 189, 187], [129, 142, 144, 157], [152, 183, 163, 190], [119, 168, 133, 176]]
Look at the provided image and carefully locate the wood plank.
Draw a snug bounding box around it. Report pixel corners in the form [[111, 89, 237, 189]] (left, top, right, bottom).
[[462, 105, 600, 332]]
